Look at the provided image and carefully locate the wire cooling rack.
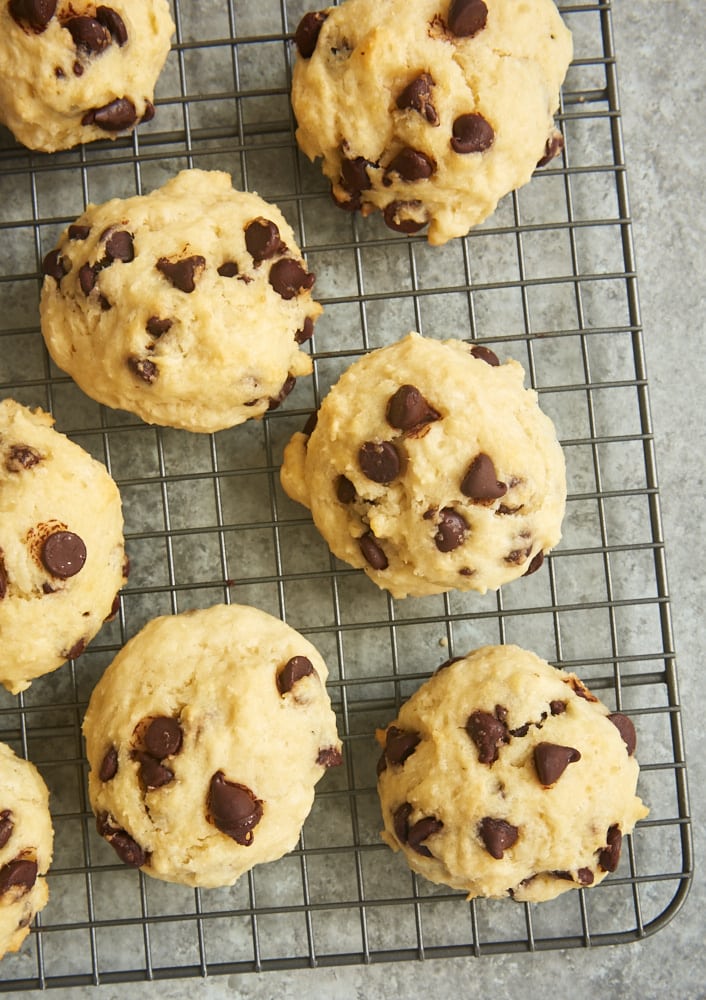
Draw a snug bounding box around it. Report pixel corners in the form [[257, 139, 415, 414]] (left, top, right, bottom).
[[0, 0, 693, 990]]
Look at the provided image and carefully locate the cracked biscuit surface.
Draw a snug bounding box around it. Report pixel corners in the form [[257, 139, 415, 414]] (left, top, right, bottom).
[[376, 645, 649, 901], [291, 0, 572, 244]]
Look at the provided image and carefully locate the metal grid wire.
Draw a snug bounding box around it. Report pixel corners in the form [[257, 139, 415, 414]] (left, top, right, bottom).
[[0, 0, 693, 989]]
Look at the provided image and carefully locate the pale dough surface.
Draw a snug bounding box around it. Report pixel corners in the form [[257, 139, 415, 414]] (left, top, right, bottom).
[[0, 0, 174, 152], [83, 603, 342, 888], [291, 0, 573, 244], [281, 333, 566, 598], [0, 741, 53, 960], [0, 399, 127, 695], [40, 169, 321, 433], [377, 645, 649, 901]]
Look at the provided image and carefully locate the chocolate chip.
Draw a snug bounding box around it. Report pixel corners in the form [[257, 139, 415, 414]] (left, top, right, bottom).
[[65, 16, 111, 54], [0, 811, 14, 850], [396, 72, 439, 125], [104, 230, 134, 263], [336, 475, 356, 503], [522, 551, 544, 576], [386, 384, 440, 431], [479, 817, 518, 859], [470, 344, 500, 366], [105, 828, 147, 868], [294, 10, 328, 58], [269, 258, 315, 300], [135, 752, 174, 789], [267, 375, 297, 411], [435, 508, 468, 552], [407, 816, 443, 857], [537, 131, 564, 168], [207, 771, 263, 846], [295, 316, 315, 344], [534, 742, 581, 786], [0, 858, 37, 895], [5, 445, 42, 472], [383, 201, 427, 235], [78, 262, 98, 294], [447, 0, 488, 38], [461, 453, 507, 500], [466, 710, 509, 764], [96, 5, 128, 45], [358, 440, 400, 483], [82, 97, 137, 132], [41, 530, 86, 579], [146, 316, 172, 338], [144, 717, 183, 758], [245, 218, 285, 262], [599, 824, 622, 872], [385, 148, 435, 182], [156, 255, 205, 293], [393, 802, 412, 845], [42, 249, 68, 284], [217, 261, 239, 278], [434, 655, 464, 674], [341, 156, 373, 195], [331, 186, 361, 213], [128, 357, 158, 384], [384, 727, 420, 767], [64, 637, 86, 660], [550, 700, 567, 716], [9, 0, 56, 32], [568, 676, 598, 702], [303, 410, 318, 436], [73, 61, 84, 77], [68, 224, 91, 240], [359, 532, 388, 570], [316, 746, 343, 767], [451, 113, 495, 154], [578, 867, 594, 885], [141, 101, 155, 123], [99, 746, 118, 782], [608, 713, 637, 756], [277, 655, 316, 694]]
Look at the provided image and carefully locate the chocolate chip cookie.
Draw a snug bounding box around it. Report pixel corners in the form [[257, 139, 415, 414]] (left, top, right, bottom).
[[0, 0, 174, 152], [280, 333, 566, 598], [83, 603, 342, 888], [292, 0, 572, 244], [377, 645, 648, 901], [0, 741, 53, 959], [0, 399, 127, 695], [39, 169, 321, 433]]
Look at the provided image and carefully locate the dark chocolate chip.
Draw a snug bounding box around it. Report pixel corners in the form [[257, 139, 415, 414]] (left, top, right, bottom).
[[269, 258, 315, 300], [96, 5, 128, 45], [64, 637, 86, 660], [383, 201, 427, 234], [508, 722, 530, 738], [451, 113, 495, 154], [8, 0, 56, 32], [336, 475, 356, 503], [461, 453, 507, 500], [141, 100, 155, 123], [78, 262, 98, 294], [42, 249, 68, 284], [466, 709, 509, 764], [73, 61, 84, 77], [393, 802, 412, 845], [470, 344, 500, 366], [156, 255, 205, 293], [82, 97, 137, 132], [340, 156, 373, 195], [523, 550, 545, 576], [128, 357, 158, 384], [578, 867, 594, 885], [65, 16, 110, 54], [6, 445, 42, 472], [537, 131, 564, 168], [316, 746, 343, 767], [358, 440, 400, 483], [0, 858, 38, 895], [303, 410, 318, 437], [295, 316, 315, 344], [294, 10, 328, 58], [568, 676, 598, 702], [407, 816, 443, 857], [479, 817, 518, 859], [384, 726, 421, 767], [41, 530, 86, 579], [245, 218, 285, 262], [359, 532, 388, 570], [104, 230, 134, 263], [534, 742, 581, 786], [146, 316, 172, 338], [385, 148, 435, 182], [106, 828, 148, 868], [396, 72, 438, 125], [435, 508, 468, 552], [105, 592, 121, 621], [207, 771, 263, 846], [447, 0, 488, 38], [608, 713, 637, 756], [0, 811, 14, 850], [217, 261, 239, 278], [331, 186, 361, 213], [99, 746, 118, 782], [144, 717, 183, 759], [506, 546, 531, 566], [267, 375, 297, 411], [550, 700, 567, 716], [68, 224, 91, 240], [598, 824, 622, 872], [277, 655, 316, 694], [135, 752, 174, 789], [386, 384, 440, 431]]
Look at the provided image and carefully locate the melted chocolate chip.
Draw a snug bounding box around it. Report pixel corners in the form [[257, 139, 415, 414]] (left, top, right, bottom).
[[42, 249, 68, 284], [435, 508, 468, 552], [393, 802, 412, 845], [523, 550, 545, 576], [316, 746, 343, 767], [303, 410, 318, 437], [385, 148, 435, 183], [550, 700, 567, 716], [359, 532, 388, 570], [293, 316, 313, 344], [277, 655, 316, 694], [99, 746, 118, 782], [144, 717, 183, 758], [106, 828, 147, 868], [68, 223, 91, 240], [128, 357, 158, 384], [407, 816, 443, 857], [461, 453, 507, 500], [141, 101, 155, 123], [358, 440, 400, 483], [41, 530, 86, 579], [217, 261, 239, 278], [267, 375, 297, 411], [82, 97, 137, 132], [534, 742, 581, 786], [340, 156, 373, 195], [383, 201, 427, 234], [64, 637, 86, 660], [578, 867, 594, 885], [269, 258, 315, 300], [207, 772, 263, 846], [479, 817, 518, 859], [96, 5, 127, 45], [451, 113, 495, 154], [599, 824, 622, 872], [336, 475, 356, 503], [245, 218, 285, 262], [608, 713, 637, 756], [294, 10, 328, 58], [135, 752, 174, 789], [386, 384, 440, 431], [470, 344, 500, 366], [0, 811, 14, 850], [384, 727, 421, 767], [9, 0, 56, 32], [156, 255, 205, 293], [104, 230, 134, 263], [447, 0, 488, 38], [537, 131, 564, 168], [78, 262, 98, 294], [0, 858, 37, 895], [466, 709, 508, 764], [6, 445, 42, 472], [65, 16, 110, 54], [568, 676, 598, 702], [396, 73, 438, 125], [146, 316, 172, 338]]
